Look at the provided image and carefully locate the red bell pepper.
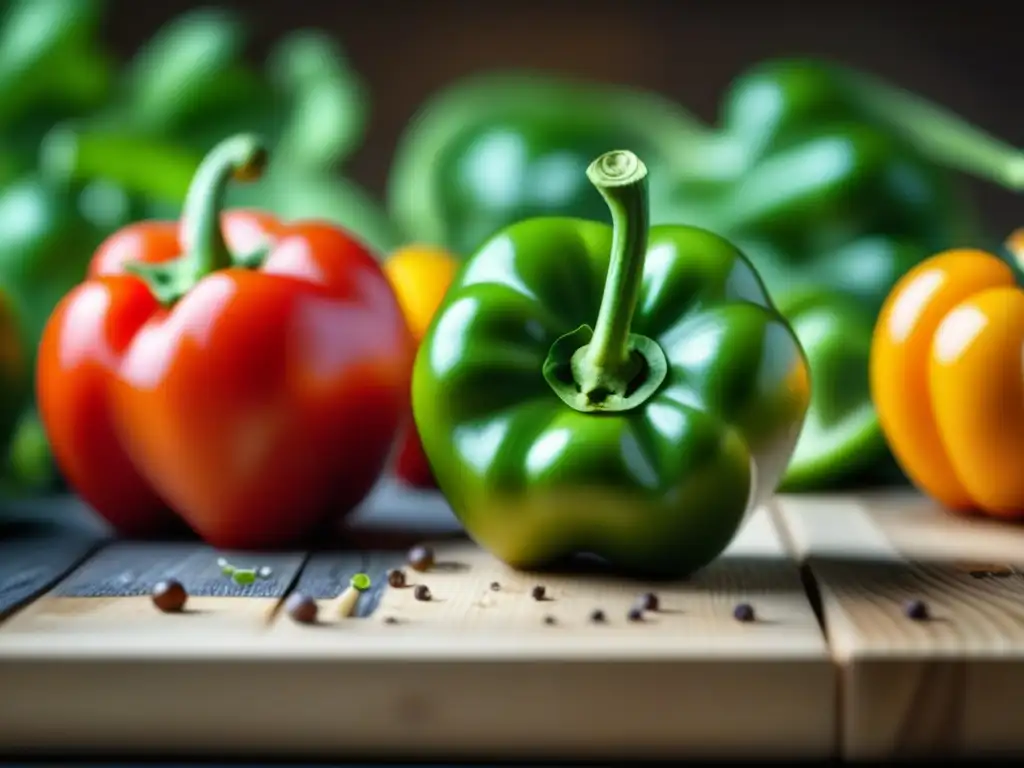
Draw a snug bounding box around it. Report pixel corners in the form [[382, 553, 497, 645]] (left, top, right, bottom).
[[37, 134, 415, 547]]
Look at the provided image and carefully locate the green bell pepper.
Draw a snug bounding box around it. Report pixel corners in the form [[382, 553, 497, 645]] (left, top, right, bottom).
[[413, 150, 809, 578], [392, 58, 1024, 491]]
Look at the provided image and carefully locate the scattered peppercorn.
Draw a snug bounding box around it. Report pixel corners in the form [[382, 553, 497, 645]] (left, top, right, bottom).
[[627, 607, 644, 623], [733, 603, 755, 623], [489, 581, 501, 591], [151, 579, 187, 613], [285, 592, 318, 625], [543, 615, 557, 625], [387, 569, 406, 588], [384, 616, 399, 625], [407, 545, 435, 572], [903, 599, 929, 621], [531, 585, 546, 601], [589, 609, 606, 624], [638, 592, 659, 611], [414, 584, 432, 601]]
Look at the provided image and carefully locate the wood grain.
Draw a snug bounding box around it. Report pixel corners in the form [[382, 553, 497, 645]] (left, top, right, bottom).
[[774, 493, 1024, 760], [0, 525, 101, 618], [0, 506, 834, 759], [0, 541, 308, 639]]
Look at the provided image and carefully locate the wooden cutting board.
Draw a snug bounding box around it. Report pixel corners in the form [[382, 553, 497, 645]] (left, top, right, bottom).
[[0, 483, 1022, 761]]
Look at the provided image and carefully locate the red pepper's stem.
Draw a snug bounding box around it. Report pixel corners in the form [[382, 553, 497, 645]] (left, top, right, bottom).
[[181, 134, 269, 278], [581, 150, 650, 376], [842, 68, 1024, 192]]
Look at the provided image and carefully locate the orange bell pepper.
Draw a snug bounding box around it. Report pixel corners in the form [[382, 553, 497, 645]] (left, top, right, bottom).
[[383, 245, 459, 488], [870, 236, 1024, 518]]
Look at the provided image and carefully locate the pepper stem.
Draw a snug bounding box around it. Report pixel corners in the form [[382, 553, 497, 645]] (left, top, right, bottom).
[[842, 67, 1024, 191], [574, 151, 650, 399], [122, 133, 269, 306], [541, 150, 668, 414], [181, 134, 268, 276]]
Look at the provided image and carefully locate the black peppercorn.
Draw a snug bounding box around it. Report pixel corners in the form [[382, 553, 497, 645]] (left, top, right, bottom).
[[489, 581, 501, 591], [543, 615, 556, 625], [638, 592, 659, 611], [285, 592, 318, 625], [387, 569, 406, 588], [384, 616, 399, 625], [151, 579, 187, 613], [733, 602, 755, 623], [407, 545, 435, 572], [904, 599, 929, 621], [414, 584, 432, 601], [589, 609, 606, 623], [531, 585, 546, 601], [627, 607, 644, 623]]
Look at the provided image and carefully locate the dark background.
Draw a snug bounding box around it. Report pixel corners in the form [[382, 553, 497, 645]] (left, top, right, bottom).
[[106, 0, 1022, 236]]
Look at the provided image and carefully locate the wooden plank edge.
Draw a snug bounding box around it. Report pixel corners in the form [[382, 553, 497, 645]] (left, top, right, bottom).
[[0, 654, 834, 759]]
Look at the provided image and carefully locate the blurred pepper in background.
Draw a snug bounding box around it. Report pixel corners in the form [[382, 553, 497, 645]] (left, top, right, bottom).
[[388, 58, 1024, 491], [383, 245, 460, 489]]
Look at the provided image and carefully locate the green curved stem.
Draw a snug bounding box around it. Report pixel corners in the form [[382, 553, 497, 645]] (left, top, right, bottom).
[[122, 133, 268, 306], [181, 133, 268, 275], [841, 67, 1024, 191], [576, 150, 650, 394]]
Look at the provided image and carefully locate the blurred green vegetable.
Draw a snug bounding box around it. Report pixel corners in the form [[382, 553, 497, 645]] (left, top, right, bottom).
[[3, 407, 59, 496], [0, 0, 113, 130], [0, 287, 26, 464], [52, 10, 400, 255], [388, 72, 727, 256], [388, 58, 1024, 491]]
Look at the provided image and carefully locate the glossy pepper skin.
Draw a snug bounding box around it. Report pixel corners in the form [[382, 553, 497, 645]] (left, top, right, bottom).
[[413, 151, 810, 578], [390, 58, 1024, 491], [383, 244, 460, 489], [37, 134, 414, 545], [870, 238, 1024, 519]]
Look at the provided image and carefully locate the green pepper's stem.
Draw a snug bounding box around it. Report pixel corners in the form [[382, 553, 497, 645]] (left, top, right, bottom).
[[578, 150, 650, 391], [181, 133, 268, 277], [843, 68, 1024, 191]]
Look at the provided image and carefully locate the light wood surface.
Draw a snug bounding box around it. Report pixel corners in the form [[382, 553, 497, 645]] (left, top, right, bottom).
[[0, 506, 834, 759], [773, 493, 1024, 760]]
